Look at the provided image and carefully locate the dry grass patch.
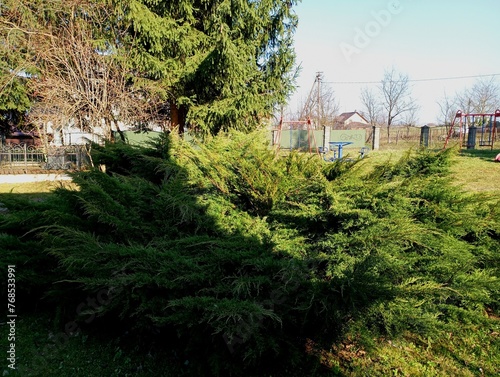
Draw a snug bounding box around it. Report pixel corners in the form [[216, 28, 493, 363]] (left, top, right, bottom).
[[0, 180, 77, 194]]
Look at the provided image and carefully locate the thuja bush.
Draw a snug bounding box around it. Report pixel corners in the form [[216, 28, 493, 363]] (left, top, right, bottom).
[[1, 132, 499, 375]]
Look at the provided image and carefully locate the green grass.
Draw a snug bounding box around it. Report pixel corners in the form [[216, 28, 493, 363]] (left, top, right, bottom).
[[3, 313, 498, 376], [345, 321, 500, 377], [450, 149, 500, 193], [0, 315, 182, 377], [304, 322, 500, 377], [354, 146, 500, 194], [0, 181, 77, 194]]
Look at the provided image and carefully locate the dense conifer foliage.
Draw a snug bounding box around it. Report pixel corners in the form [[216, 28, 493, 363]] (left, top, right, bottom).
[[0, 0, 299, 135], [1, 133, 499, 375]]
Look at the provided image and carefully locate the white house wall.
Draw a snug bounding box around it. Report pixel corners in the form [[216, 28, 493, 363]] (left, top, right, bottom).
[[45, 119, 164, 146]]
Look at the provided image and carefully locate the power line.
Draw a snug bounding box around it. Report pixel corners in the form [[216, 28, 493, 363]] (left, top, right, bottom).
[[323, 73, 500, 85]]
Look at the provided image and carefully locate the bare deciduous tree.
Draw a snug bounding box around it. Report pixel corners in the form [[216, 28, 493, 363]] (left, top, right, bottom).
[[437, 93, 458, 130], [3, 0, 167, 145], [402, 103, 420, 127], [455, 77, 499, 115], [399, 103, 420, 141], [379, 67, 418, 142], [360, 86, 382, 126], [437, 78, 499, 135], [31, 22, 166, 142]]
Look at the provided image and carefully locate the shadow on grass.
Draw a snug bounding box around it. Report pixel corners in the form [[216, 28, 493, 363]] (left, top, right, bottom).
[[0, 192, 52, 201], [459, 148, 500, 162]]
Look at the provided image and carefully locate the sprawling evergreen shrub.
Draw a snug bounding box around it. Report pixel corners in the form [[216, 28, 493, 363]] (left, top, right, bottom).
[[1, 131, 499, 375]]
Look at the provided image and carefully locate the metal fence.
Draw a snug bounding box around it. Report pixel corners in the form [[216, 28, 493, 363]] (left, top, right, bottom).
[[0, 144, 88, 170]]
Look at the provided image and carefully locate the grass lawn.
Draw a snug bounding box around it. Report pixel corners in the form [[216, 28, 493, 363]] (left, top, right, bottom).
[[0, 315, 181, 377], [0, 180, 76, 194], [346, 323, 500, 377], [450, 149, 500, 193], [354, 144, 500, 195]]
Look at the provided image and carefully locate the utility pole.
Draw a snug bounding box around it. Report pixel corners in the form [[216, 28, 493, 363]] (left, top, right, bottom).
[[299, 72, 324, 127], [316, 72, 323, 129]]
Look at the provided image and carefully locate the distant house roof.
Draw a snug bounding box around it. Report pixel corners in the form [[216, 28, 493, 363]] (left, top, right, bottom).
[[337, 111, 369, 124]]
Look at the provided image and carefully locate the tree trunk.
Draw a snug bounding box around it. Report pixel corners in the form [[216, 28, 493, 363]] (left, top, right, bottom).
[[171, 102, 186, 136], [110, 113, 126, 142], [104, 117, 114, 142], [36, 123, 50, 164], [114, 121, 126, 142]]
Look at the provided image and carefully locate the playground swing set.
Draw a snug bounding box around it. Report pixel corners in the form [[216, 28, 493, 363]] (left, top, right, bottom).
[[273, 117, 320, 154], [443, 109, 500, 150]]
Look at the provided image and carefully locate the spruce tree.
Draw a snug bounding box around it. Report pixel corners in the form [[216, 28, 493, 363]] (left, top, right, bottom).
[[119, 0, 300, 134], [1, 0, 299, 137]]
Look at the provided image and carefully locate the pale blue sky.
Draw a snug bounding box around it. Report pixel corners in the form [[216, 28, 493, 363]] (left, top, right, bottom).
[[290, 0, 500, 123]]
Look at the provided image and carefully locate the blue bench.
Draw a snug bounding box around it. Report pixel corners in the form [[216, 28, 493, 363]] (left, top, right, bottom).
[[319, 143, 369, 161]]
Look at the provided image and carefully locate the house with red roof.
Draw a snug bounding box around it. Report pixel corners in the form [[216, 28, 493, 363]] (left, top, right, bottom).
[[335, 111, 370, 129]]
